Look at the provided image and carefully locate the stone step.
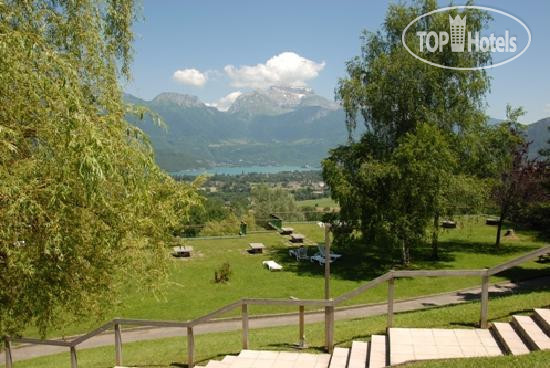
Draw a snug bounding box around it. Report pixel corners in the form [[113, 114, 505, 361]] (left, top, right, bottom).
[[328, 347, 349, 368], [512, 315, 550, 350], [348, 341, 368, 368], [533, 308, 550, 335], [210, 350, 330, 368], [491, 322, 530, 355], [204, 360, 227, 368], [222, 355, 237, 363], [220, 355, 237, 365], [369, 335, 386, 368], [389, 327, 502, 364]]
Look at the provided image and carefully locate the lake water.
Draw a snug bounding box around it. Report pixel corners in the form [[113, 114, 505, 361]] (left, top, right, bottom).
[[171, 165, 320, 177]]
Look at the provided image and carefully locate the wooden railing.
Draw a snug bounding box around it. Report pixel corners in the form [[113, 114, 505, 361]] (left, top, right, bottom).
[[3, 245, 548, 368]]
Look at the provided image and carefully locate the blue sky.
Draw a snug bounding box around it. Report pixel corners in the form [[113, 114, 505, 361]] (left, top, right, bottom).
[[124, 0, 550, 123]]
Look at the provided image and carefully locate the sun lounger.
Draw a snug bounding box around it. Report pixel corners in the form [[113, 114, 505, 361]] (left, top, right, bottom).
[[310, 254, 334, 265], [289, 246, 309, 261], [309, 245, 341, 265], [262, 260, 283, 271], [317, 245, 341, 260]]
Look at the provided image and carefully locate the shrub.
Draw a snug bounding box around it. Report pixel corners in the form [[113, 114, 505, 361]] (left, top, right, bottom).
[[214, 263, 232, 283]]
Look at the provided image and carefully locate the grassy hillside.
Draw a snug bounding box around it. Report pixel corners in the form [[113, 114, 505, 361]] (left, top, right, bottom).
[[296, 197, 339, 209], [24, 217, 549, 339]]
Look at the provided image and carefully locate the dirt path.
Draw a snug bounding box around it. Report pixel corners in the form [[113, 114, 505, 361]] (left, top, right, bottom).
[[3, 276, 549, 362]]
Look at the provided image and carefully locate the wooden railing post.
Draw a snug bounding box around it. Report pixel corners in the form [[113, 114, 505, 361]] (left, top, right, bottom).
[[480, 271, 489, 328], [242, 303, 249, 349], [4, 338, 12, 368], [70, 346, 78, 368], [187, 326, 195, 368], [387, 276, 395, 329], [114, 323, 122, 366], [324, 305, 334, 353], [298, 305, 306, 348]]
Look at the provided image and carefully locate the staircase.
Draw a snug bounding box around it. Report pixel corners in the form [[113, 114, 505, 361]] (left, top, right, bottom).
[[201, 308, 550, 367]]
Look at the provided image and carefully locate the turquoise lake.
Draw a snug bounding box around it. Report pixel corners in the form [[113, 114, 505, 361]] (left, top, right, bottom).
[[171, 165, 320, 177]]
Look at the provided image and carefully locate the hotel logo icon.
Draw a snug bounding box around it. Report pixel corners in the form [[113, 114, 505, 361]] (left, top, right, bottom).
[[449, 15, 466, 52]]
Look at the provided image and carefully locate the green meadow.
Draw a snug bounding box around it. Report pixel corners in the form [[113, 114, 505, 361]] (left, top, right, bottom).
[[29, 216, 549, 339]]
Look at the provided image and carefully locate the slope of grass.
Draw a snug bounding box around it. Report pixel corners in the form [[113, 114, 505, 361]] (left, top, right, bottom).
[[9, 289, 550, 368], [26, 217, 549, 339], [296, 197, 339, 209]]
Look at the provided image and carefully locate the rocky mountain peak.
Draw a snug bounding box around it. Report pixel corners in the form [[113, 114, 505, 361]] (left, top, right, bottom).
[[228, 85, 338, 116], [152, 92, 204, 108]]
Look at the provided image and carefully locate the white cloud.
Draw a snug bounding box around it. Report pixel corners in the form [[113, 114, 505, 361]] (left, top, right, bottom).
[[206, 91, 242, 112], [173, 68, 207, 87], [224, 52, 325, 89], [544, 103, 550, 113]]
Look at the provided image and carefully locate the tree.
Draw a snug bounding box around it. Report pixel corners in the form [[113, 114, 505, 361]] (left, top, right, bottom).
[[251, 185, 303, 226], [323, 0, 492, 264], [490, 106, 548, 246], [0, 1, 201, 336], [392, 124, 457, 263]]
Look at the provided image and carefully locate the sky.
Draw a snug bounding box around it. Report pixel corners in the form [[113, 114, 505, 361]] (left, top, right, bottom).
[[124, 0, 550, 123]]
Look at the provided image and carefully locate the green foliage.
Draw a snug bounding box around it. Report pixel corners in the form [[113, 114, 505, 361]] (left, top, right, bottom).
[[338, 0, 490, 142], [200, 212, 256, 236], [513, 202, 550, 238], [0, 1, 201, 336], [214, 262, 232, 284], [488, 105, 549, 245], [251, 185, 303, 226], [323, 0, 494, 264]]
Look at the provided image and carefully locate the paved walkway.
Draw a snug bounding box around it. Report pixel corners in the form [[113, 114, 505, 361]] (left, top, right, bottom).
[[3, 276, 549, 362]]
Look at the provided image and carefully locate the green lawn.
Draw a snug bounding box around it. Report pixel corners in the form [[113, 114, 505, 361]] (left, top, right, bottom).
[[296, 197, 339, 209], [25, 216, 549, 340], [10, 288, 550, 368]]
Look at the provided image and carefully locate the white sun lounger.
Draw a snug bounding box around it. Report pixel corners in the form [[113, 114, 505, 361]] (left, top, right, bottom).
[[289, 247, 309, 261], [310, 254, 334, 265], [317, 245, 342, 260], [262, 260, 283, 271]]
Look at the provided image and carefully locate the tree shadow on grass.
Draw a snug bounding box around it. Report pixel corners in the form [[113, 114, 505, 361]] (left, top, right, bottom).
[[438, 239, 539, 255], [269, 233, 546, 283], [269, 241, 391, 282], [409, 239, 542, 271]]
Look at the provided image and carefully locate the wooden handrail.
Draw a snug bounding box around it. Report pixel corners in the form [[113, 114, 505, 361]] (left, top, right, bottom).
[[70, 322, 113, 346], [4, 245, 548, 368], [242, 297, 333, 307], [9, 337, 72, 347], [487, 245, 550, 276], [113, 318, 189, 328], [332, 272, 393, 304], [391, 269, 485, 277], [189, 300, 243, 326]]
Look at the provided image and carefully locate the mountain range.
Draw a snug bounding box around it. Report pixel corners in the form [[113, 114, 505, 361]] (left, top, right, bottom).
[[125, 87, 549, 172], [125, 86, 354, 172]]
